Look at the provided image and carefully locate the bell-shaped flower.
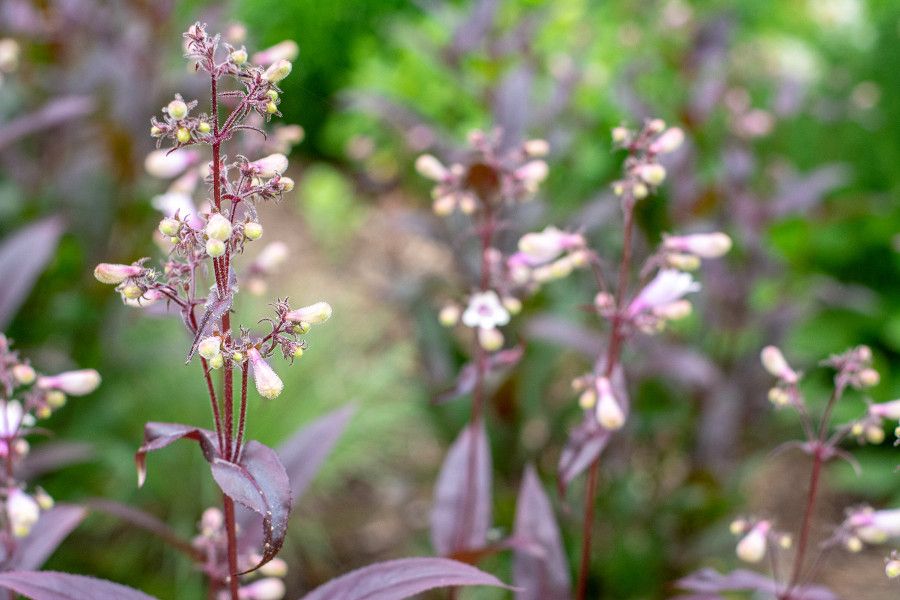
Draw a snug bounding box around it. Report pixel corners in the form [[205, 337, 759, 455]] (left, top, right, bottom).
[[847, 507, 900, 544], [144, 148, 200, 179], [248, 348, 284, 400], [37, 369, 101, 396], [249, 153, 288, 177], [736, 521, 770, 563], [462, 291, 510, 330], [252, 40, 299, 66], [595, 377, 625, 430], [6, 488, 40, 538], [264, 59, 292, 84], [663, 232, 733, 259], [286, 302, 333, 325], [516, 226, 585, 266], [627, 270, 700, 318], [0, 400, 24, 438], [93, 263, 144, 285], [760, 346, 798, 384]]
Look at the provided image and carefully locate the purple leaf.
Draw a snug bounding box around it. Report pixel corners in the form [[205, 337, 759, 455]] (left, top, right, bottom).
[[0, 96, 94, 151], [674, 569, 838, 600], [16, 441, 94, 481], [134, 422, 219, 487], [557, 415, 609, 497], [210, 440, 291, 574], [87, 499, 202, 561], [0, 216, 65, 329], [431, 421, 492, 556], [278, 405, 354, 501], [0, 571, 157, 600], [298, 557, 512, 600], [9, 505, 86, 570], [435, 346, 524, 404], [513, 466, 571, 600]]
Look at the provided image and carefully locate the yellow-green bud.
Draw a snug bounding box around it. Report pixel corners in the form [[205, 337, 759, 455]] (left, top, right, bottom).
[[266, 90, 279, 102], [159, 217, 180, 237], [264, 59, 292, 83], [293, 346, 304, 359], [198, 121, 211, 134], [230, 49, 248, 65], [278, 177, 294, 192], [121, 283, 144, 300], [46, 390, 66, 408], [12, 364, 36, 385], [206, 238, 226, 258], [176, 127, 191, 144], [292, 323, 310, 334], [232, 352, 243, 362], [150, 126, 162, 137], [167, 99, 188, 120], [206, 213, 233, 241], [266, 101, 278, 114], [209, 354, 224, 369], [36, 406, 51, 419], [244, 222, 263, 240]]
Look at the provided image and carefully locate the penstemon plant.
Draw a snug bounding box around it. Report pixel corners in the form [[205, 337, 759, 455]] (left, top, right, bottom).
[[676, 345, 900, 599]]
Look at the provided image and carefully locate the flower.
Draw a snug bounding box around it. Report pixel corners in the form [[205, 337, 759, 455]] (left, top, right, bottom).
[[760, 346, 798, 383], [252, 40, 299, 66], [93, 263, 143, 285], [239, 578, 286, 600], [248, 348, 284, 399], [636, 163, 666, 186], [649, 127, 685, 154], [197, 336, 222, 361], [415, 155, 449, 181], [847, 507, 900, 543], [144, 149, 200, 179], [736, 521, 770, 563], [264, 59, 292, 83], [286, 302, 333, 325], [462, 291, 510, 330], [516, 227, 585, 266], [244, 222, 263, 240], [6, 489, 40, 538], [663, 232, 733, 259], [869, 400, 900, 420], [477, 327, 504, 352], [249, 153, 288, 177], [0, 401, 24, 438], [595, 377, 625, 430], [627, 270, 700, 317], [205, 213, 233, 241], [37, 369, 101, 396], [11, 364, 35, 386]]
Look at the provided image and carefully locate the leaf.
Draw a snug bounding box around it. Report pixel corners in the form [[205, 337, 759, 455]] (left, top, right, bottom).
[[431, 421, 492, 556], [0, 216, 65, 329], [210, 440, 291, 574], [16, 441, 94, 481], [0, 96, 94, 151], [674, 569, 838, 600], [557, 414, 609, 498], [87, 499, 202, 561], [513, 466, 571, 600], [435, 346, 524, 404], [0, 571, 157, 600], [9, 505, 87, 570], [134, 422, 219, 487], [298, 557, 512, 600]]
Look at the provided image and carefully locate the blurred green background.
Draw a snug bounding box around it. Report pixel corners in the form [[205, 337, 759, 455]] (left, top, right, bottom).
[[1, 0, 899, 598]]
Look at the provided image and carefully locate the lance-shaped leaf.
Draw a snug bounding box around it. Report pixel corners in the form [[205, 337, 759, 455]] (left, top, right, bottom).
[[431, 421, 492, 556], [88, 499, 203, 562], [0, 571, 158, 600], [210, 440, 291, 574], [0, 216, 65, 329], [557, 364, 628, 497], [673, 569, 838, 600], [513, 466, 571, 600], [7, 505, 87, 571], [238, 405, 354, 551], [298, 557, 512, 600], [135, 422, 220, 487], [435, 346, 524, 405]]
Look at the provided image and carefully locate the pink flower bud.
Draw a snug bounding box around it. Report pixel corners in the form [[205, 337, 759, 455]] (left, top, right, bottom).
[[595, 377, 625, 430], [254, 242, 289, 273], [869, 400, 900, 420], [94, 263, 143, 285], [415, 154, 448, 182], [249, 153, 289, 177], [144, 149, 200, 179], [239, 578, 286, 600], [248, 348, 283, 400], [37, 369, 101, 396], [627, 270, 700, 317], [252, 40, 299, 66], [760, 346, 797, 383], [0, 401, 24, 437], [736, 521, 769, 563], [6, 489, 39, 538], [663, 232, 733, 259], [517, 227, 585, 265], [11, 364, 35, 386], [286, 302, 333, 325], [515, 160, 549, 186], [649, 127, 685, 154]]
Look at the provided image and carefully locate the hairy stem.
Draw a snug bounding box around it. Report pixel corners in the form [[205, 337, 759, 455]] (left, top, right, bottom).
[[235, 363, 248, 463], [222, 495, 240, 600]]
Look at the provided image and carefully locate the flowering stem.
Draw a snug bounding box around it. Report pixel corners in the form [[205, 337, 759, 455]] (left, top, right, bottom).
[[575, 194, 636, 600], [235, 364, 248, 463], [222, 494, 240, 600]]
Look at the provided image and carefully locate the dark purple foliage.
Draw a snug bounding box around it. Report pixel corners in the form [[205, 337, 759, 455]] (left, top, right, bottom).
[[513, 466, 571, 600], [134, 422, 219, 487], [674, 569, 839, 600], [5, 505, 86, 571], [435, 346, 524, 404], [0, 217, 65, 328], [0, 571, 156, 600], [431, 421, 492, 556], [298, 557, 512, 600]]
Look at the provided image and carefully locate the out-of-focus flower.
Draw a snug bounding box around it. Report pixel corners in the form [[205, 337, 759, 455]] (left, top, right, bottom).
[[595, 377, 625, 430], [415, 155, 449, 182], [869, 400, 900, 420], [663, 232, 733, 259], [760, 346, 798, 383], [286, 302, 333, 325], [516, 227, 585, 265], [252, 41, 299, 66], [6, 489, 39, 538], [93, 263, 143, 285], [736, 521, 770, 563], [0, 401, 24, 438], [627, 270, 700, 317], [462, 291, 510, 330], [249, 153, 288, 177], [248, 348, 283, 400], [37, 370, 101, 396], [238, 577, 286, 600], [846, 507, 900, 544], [145, 149, 200, 179]]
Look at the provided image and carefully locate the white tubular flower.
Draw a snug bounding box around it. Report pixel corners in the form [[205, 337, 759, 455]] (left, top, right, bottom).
[[760, 346, 798, 383], [286, 302, 333, 325], [736, 521, 770, 563], [415, 154, 449, 181], [264, 59, 292, 83], [197, 336, 222, 361], [11, 364, 36, 386], [869, 400, 900, 420], [846, 507, 900, 544], [258, 557, 288, 578], [595, 377, 625, 430], [93, 263, 143, 285], [144, 149, 200, 179], [37, 369, 101, 396], [523, 139, 550, 157], [124, 289, 164, 308], [517, 227, 585, 266], [653, 299, 693, 321], [252, 40, 299, 66], [238, 578, 286, 600], [248, 348, 284, 400], [477, 327, 504, 352], [6, 489, 40, 538], [0, 401, 24, 437], [0, 39, 20, 73], [254, 241, 289, 274], [649, 127, 685, 154], [663, 232, 733, 259], [627, 270, 700, 317], [462, 291, 510, 330], [515, 160, 549, 191], [636, 163, 666, 186], [249, 153, 289, 177], [205, 213, 233, 241]]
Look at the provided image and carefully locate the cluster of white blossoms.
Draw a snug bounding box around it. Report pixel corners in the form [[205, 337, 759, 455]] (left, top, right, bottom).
[[0, 334, 100, 538], [610, 119, 684, 200], [729, 518, 792, 564], [507, 226, 591, 288], [194, 507, 288, 600]]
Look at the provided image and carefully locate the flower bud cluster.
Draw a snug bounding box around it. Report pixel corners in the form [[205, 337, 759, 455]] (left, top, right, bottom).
[[416, 132, 551, 216], [570, 372, 628, 431], [507, 227, 591, 289], [439, 290, 514, 352], [760, 345, 801, 408], [625, 269, 700, 334], [150, 94, 212, 147], [610, 119, 683, 201], [660, 232, 732, 271], [193, 507, 288, 599], [839, 506, 900, 551]]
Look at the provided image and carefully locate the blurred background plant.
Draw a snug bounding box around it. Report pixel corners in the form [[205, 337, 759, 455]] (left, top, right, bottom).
[[1, 0, 899, 598]]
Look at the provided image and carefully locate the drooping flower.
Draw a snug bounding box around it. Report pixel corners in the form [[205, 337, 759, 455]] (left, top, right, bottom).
[[248, 348, 283, 400], [248, 153, 289, 177], [627, 270, 700, 317], [663, 232, 733, 259], [144, 149, 200, 179], [285, 302, 333, 325], [736, 521, 770, 563], [93, 263, 144, 285], [37, 369, 101, 396], [252, 40, 299, 66], [847, 507, 900, 544], [869, 400, 900, 420], [0, 401, 24, 438], [516, 227, 585, 266], [6, 488, 40, 538], [649, 127, 685, 154], [760, 346, 798, 383], [462, 291, 510, 330], [595, 377, 625, 430]]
